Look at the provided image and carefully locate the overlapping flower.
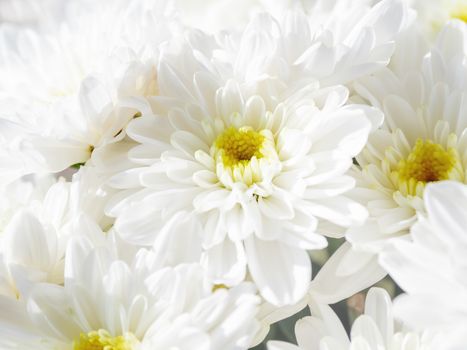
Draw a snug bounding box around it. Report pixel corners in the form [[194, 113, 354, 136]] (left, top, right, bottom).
[[0, 0, 465, 349]]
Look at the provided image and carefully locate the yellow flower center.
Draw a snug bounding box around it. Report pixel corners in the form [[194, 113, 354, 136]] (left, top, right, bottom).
[[451, 3, 467, 22], [214, 126, 265, 167], [397, 139, 456, 183], [212, 283, 228, 292], [393, 138, 463, 196], [73, 330, 136, 350]]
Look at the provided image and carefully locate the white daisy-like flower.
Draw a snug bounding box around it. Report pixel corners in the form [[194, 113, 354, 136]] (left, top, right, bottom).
[[380, 181, 467, 350], [0, 0, 176, 178], [105, 0, 409, 307], [214, 0, 409, 89], [107, 51, 382, 308], [0, 237, 260, 350], [0, 0, 172, 104], [268, 287, 439, 350], [159, 0, 408, 109], [0, 175, 65, 299], [173, 0, 403, 43], [0, 163, 118, 300], [337, 20, 467, 275]]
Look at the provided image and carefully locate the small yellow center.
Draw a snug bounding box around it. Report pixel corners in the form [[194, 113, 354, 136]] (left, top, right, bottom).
[[397, 139, 456, 183], [451, 3, 467, 22], [214, 126, 265, 167], [73, 330, 136, 350], [212, 283, 228, 292]]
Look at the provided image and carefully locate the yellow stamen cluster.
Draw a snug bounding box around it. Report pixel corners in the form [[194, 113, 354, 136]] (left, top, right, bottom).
[[214, 126, 265, 168], [397, 139, 456, 183], [394, 138, 461, 196], [73, 329, 135, 350]]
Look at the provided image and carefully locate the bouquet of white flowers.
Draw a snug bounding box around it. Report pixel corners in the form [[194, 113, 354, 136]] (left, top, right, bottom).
[[0, 0, 465, 349]]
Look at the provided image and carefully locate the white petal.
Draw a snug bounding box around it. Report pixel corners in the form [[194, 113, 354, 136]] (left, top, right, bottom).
[[151, 212, 203, 266], [245, 237, 311, 306], [26, 137, 90, 173], [28, 284, 82, 340], [349, 337, 371, 350], [301, 196, 368, 227], [267, 341, 301, 350], [364, 287, 393, 344], [193, 189, 235, 212], [295, 316, 324, 349], [258, 193, 294, 220], [310, 242, 386, 304], [202, 239, 247, 286], [424, 181, 467, 248], [350, 315, 384, 350], [4, 211, 56, 272], [217, 80, 244, 118], [114, 204, 163, 246], [307, 301, 349, 346], [379, 240, 457, 295]]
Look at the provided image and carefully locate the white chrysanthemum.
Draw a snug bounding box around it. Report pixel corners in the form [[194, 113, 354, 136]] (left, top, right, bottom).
[[161, 0, 408, 103], [104, 0, 410, 306], [380, 181, 467, 350], [0, 175, 63, 299], [107, 55, 383, 309], [211, 0, 409, 89], [0, 0, 176, 179], [105, 0, 410, 307], [0, 163, 119, 300], [0, 0, 172, 103], [268, 287, 438, 350], [0, 237, 260, 350], [172, 0, 400, 41], [337, 20, 467, 275]]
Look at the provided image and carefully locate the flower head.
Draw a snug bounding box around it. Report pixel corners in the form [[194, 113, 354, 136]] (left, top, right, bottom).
[[108, 61, 380, 307], [381, 180, 467, 349], [338, 21, 467, 278], [0, 238, 260, 350], [268, 287, 438, 350]]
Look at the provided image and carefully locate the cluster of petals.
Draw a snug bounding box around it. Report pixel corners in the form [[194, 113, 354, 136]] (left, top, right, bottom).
[[1, 0, 466, 349]]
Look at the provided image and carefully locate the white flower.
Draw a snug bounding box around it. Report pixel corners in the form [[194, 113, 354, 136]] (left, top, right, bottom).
[[0, 0, 171, 104], [0, 237, 260, 350], [268, 287, 438, 350], [0, 176, 64, 298], [107, 57, 382, 309], [380, 181, 467, 350], [104, 0, 412, 307], [0, 0, 176, 178], [0, 163, 120, 300], [337, 20, 467, 276], [103, 0, 408, 307], [214, 0, 409, 89]]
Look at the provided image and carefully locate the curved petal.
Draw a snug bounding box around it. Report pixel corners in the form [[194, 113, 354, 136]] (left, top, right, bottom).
[[364, 288, 393, 344], [201, 239, 247, 286], [245, 237, 311, 306], [310, 242, 386, 304]]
